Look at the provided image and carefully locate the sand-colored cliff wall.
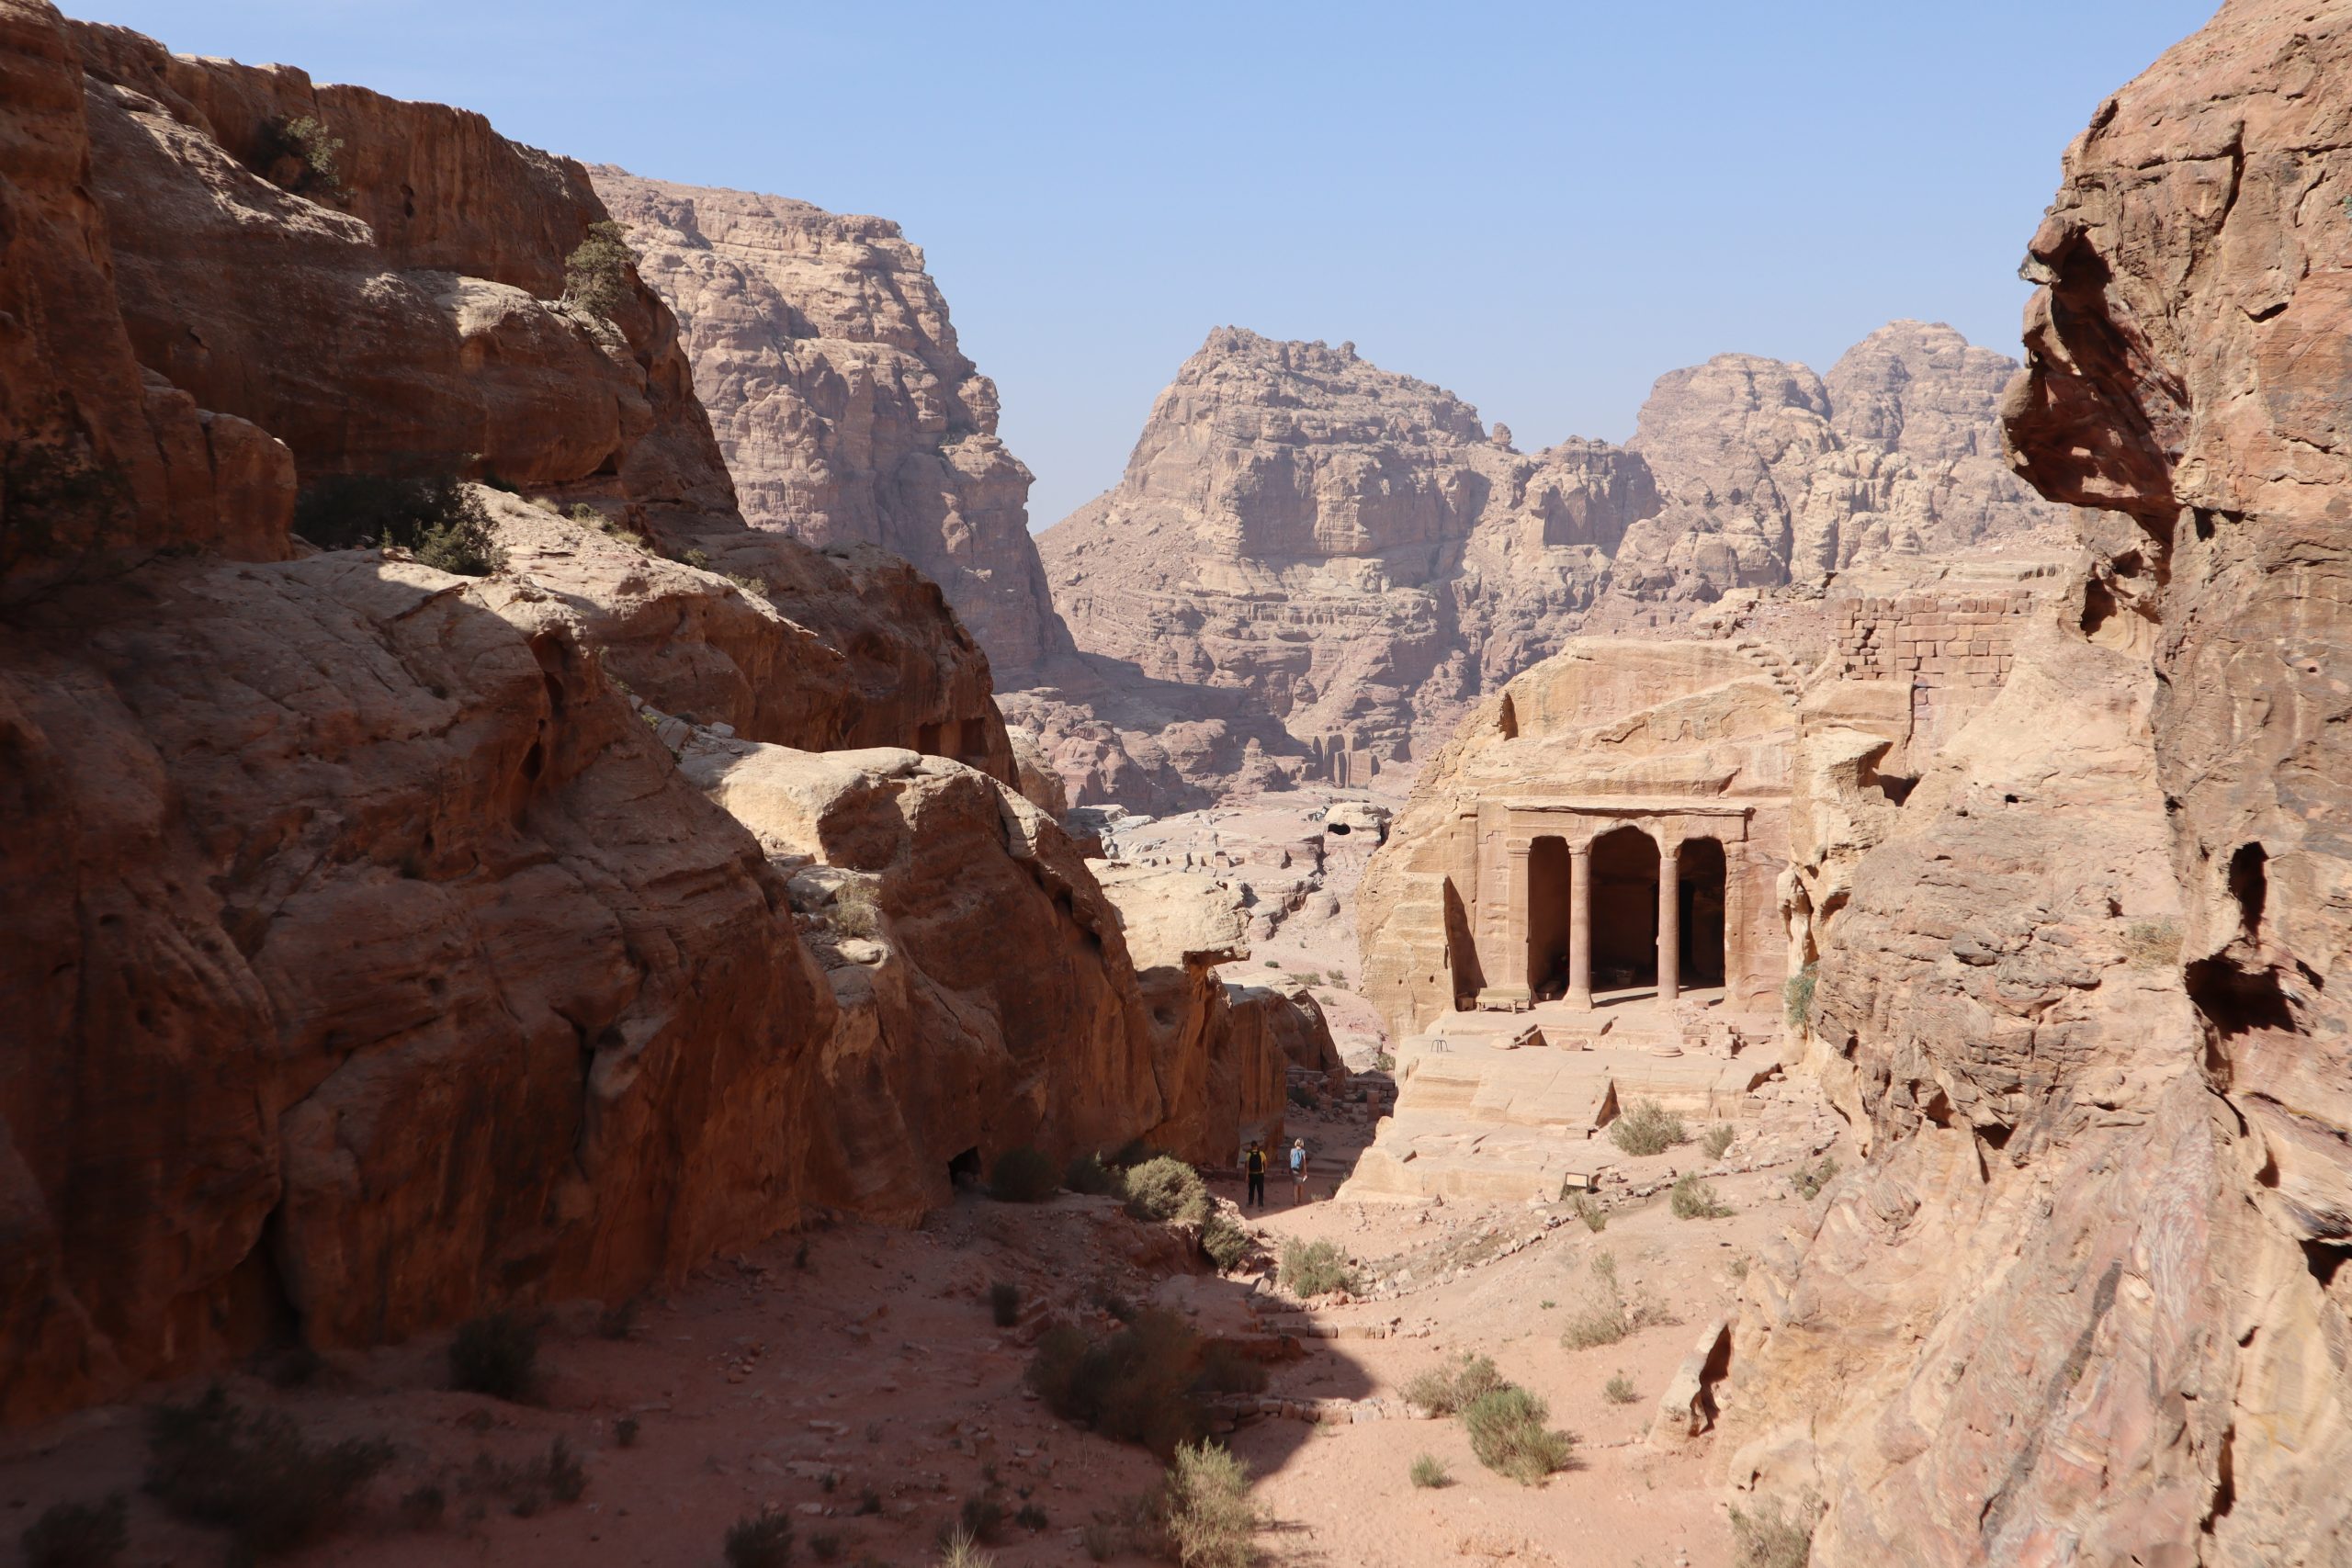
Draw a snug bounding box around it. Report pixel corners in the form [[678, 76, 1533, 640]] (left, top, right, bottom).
[[1720, 6, 2352, 1562]]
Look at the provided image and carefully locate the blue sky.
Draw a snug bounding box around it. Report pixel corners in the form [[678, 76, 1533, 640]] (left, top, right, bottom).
[[91, 1, 2216, 527]]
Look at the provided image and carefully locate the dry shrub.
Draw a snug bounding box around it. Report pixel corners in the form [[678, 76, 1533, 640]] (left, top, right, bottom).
[[1201, 1212, 1252, 1271], [1788, 1156, 1840, 1201], [1027, 1310, 1212, 1457], [449, 1311, 538, 1401], [725, 1511, 793, 1568], [1670, 1172, 1734, 1220], [1730, 1492, 1819, 1568], [1277, 1237, 1355, 1297], [1162, 1441, 1257, 1568], [1401, 1352, 1507, 1416], [143, 1385, 391, 1556], [989, 1280, 1022, 1327], [988, 1145, 1058, 1202], [1408, 1452, 1452, 1489], [1064, 1151, 1120, 1196], [1603, 1373, 1638, 1404], [1560, 1250, 1672, 1350], [1608, 1099, 1686, 1156], [1464, 1385, 1575, 1484], [1702, 1123, 1736, 1158]]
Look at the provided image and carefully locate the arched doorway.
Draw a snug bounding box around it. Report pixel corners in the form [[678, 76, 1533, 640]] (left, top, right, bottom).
[[1524, 837, 1572, 998], [1590, 826, 1659, 993], [1677, 837, 1727, 987]]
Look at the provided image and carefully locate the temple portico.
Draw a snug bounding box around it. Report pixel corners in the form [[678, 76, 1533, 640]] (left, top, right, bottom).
[[1468, 798, 1782, 1019]]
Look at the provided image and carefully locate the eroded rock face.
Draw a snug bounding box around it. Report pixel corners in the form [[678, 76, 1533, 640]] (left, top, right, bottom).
[[1723, 5, 2352, 1562], [590, 170, 1073, 682], [1039, 323, 2075, 801], [0, 2, 1227, 1427], [1093, 865, 1314, 1164]]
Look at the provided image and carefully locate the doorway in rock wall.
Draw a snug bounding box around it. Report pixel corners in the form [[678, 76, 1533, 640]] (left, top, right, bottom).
[[1678, 836, 1727, 987], [1525, 837, 1572, 998], [1590, 825, 1658, 992]]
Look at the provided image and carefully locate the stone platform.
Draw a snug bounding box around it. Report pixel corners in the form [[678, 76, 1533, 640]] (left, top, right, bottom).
[[1338, 989, 1780, 1202]]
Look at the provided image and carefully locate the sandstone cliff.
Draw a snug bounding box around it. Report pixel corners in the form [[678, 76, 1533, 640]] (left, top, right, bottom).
[[589, 169, 1073, 684], [1037, 322, 2075, 802], [1713, 5, 2352, 1562], [0, 2, 1244, 1426]]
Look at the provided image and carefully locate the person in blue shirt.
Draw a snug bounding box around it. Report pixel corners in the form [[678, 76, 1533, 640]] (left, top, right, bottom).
[[1290, 1138, 1309, 1204]]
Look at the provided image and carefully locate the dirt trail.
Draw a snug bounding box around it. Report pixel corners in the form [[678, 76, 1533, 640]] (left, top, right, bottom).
[[1, 1070, 1846, 1567]]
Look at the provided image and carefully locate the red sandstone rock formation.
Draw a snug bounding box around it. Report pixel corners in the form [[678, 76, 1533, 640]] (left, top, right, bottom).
[[589, 170, 1074, 683], [0, 2, 1251, 1427], [1716, 5, 2352, 1562], [1038, 323, 2075, 802]]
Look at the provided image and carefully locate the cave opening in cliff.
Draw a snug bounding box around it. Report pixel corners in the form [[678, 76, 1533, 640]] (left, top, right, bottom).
[[1677, 836, 1727, 987], [1589, 826, 1659, 992], [1525, 836, 1573, 998]]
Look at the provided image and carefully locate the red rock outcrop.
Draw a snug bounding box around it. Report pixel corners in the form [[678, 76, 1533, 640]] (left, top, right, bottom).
[[0, 2, 1245, 1427], [1038, 323, 2075, 802], [589, 169, 1074, 683], [1717, 6, 2352, 1563]]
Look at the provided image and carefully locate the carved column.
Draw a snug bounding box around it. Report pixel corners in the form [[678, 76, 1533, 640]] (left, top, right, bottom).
[[1721, 839, 1746, 1003], [1566, 841, 1594, 1009], [1657, 838, 1681, 1004], [1505, 840, 1532, 992]]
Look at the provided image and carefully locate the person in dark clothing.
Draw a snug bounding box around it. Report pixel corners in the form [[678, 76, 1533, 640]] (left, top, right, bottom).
[[1244, 1140, 1267, 1209]]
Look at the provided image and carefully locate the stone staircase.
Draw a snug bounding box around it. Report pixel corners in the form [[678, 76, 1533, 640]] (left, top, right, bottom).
[[1728, 637, 1804, 705]]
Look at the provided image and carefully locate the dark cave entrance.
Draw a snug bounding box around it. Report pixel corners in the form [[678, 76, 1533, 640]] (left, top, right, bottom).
[[1590, 825, 1658, 992]]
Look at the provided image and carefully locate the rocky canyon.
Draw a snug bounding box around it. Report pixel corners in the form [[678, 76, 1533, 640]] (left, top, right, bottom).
[[4, 2, 2349, 1567]]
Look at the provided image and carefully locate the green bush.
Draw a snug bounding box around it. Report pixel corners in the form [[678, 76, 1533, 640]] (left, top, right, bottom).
[[1123, 1156, 1209, 1225], [293, 472, 505, 576], [1463, 1385, 1574, 1485], [1063, 1151, 1120, 1196], [254, 114, 343, 195], [1105, 1136, 1155, 1169], [1670, 1173, 1734, 1221], [1730, 1493, 1819, 1568], [1277, 1237, 1355, 1297], [989, 1145, 1059, 1202], [1027, 1310, 1214, 1457], [449, 1311, 539, 1401], [1783, 963, 1819, 1029], [1399, 1353, 1507, 1416], [1015, 1502, 1048, 1530], [399, 1484, 445, 1529], [1572, 1193, 1608, 1232], [21, 1494, 127, 1568], [563, 220, 637, 321], [1408, 1453, 1452, 1489], [1603, 1373, 1638, 1404], [1201, 1213, 1251, 1271], [724, 1511, 794, 1568], [1788, 1156, 1840, 1202], [1608, 1099, 1686, 1156], [1703, 1124, 1736, 1159], [1161, 1441, 1257, 1568], [143, 1384, 391, 1556]]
